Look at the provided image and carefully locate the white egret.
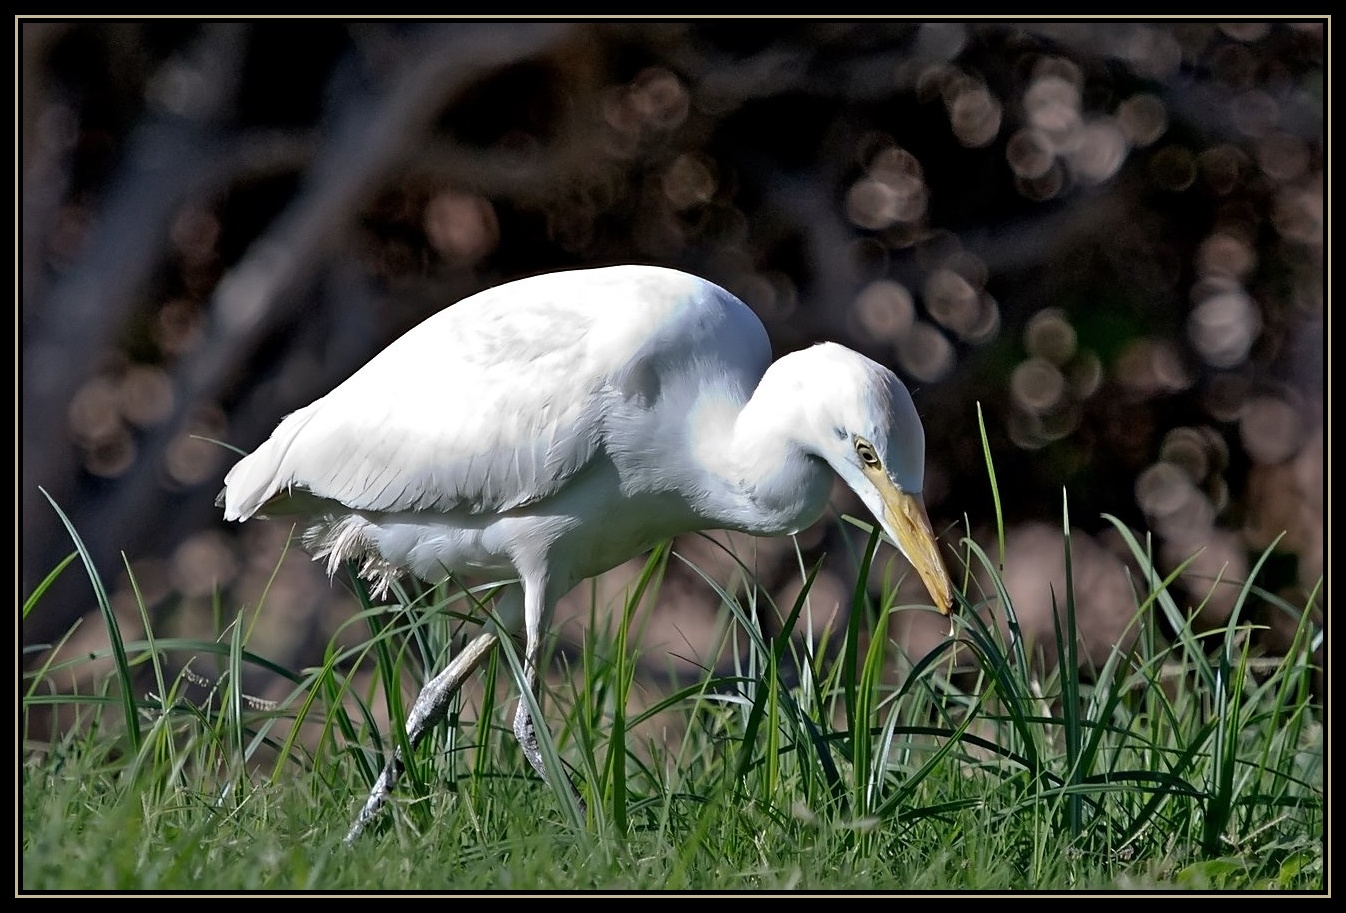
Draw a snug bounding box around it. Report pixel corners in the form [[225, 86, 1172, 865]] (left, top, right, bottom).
[[219, 264, 954, 841]]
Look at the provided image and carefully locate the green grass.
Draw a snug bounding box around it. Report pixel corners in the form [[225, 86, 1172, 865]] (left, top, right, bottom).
[[22, 468, 1324, 891]]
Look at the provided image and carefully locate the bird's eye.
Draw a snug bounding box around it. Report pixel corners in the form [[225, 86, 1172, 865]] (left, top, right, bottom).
[[855, 438, 882, 469]]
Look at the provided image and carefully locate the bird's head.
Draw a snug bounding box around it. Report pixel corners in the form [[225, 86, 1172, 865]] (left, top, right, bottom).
[[792, 343, 954, 614]]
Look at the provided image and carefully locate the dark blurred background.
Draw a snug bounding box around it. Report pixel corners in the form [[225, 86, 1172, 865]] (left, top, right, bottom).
[[20, 20, 1324, 694]]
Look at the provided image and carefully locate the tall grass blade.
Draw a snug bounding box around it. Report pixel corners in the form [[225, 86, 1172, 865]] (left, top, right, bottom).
[[1101, 515, 1213, 692], [490, 611, 586, 832], [22, 551, 77, 620], [854, 592, 889, 814], [1051, 495, 1082, 837], [349, 571, 427, 802], [227, 609, 246, 765], [38, 487, 141, 752], [976, 401, 1006, 570], [677, 551, 844, 803], [1202, 532, 1285, 857], [603, 543, 669, 831], [733, 558, 821, 780], [841, 526, 881, 733]]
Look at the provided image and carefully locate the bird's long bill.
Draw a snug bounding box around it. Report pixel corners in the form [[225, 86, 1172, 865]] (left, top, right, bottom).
[[876, 484, 954, 614]]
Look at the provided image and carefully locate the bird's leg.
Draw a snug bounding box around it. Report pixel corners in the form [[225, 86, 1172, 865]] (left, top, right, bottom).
[[512, 657, 588, 815], [344, 629, 498, 844], [511, 662, 546, 782], [513, 580, 586, 814]]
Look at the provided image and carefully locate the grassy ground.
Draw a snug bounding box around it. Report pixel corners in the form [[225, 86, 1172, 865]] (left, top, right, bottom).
[[22, 479, 1324, 892]]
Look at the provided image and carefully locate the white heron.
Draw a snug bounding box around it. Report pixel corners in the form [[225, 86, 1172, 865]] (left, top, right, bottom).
[[219, 264, 954, 841]]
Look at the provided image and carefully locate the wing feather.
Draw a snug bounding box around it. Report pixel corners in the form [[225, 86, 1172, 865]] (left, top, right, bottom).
[[221, 265, 744, 521]]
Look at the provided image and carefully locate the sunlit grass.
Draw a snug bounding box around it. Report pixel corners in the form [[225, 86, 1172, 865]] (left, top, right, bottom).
[[22, 441, 1323, 891]]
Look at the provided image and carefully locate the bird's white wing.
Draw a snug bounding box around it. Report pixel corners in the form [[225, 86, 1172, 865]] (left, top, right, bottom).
[[221, 265, 757, 521]]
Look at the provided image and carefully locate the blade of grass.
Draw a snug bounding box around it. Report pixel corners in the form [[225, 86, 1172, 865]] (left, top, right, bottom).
[[960, 537, 1035, 704], [854, 592, 890, 815], [976, 401, 1006, 571], [1202, 533, 1284, 857], [732, 558, 821, 780], [1102, 515, 1214, 692], [842, 526, 881, 739], [39, 487, 141, 752], [675, 548, 845, 804], [349, 570, 429, 804], [22, 551, 78, 620], [607, 543, 671, 832], [227, 609, 245, 765], [1051, 494, 1082, 837], [490, 617, 587, 832]]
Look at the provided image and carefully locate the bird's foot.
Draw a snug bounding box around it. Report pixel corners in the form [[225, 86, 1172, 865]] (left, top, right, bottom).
[[343, 748, 405, 845]]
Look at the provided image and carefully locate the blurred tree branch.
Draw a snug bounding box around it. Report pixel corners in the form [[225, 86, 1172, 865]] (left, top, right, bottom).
[[22, 22, 575, 644], [19, 20, 1323, 672]]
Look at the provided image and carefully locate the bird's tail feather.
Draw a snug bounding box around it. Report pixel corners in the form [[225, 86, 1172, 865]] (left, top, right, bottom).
[[219, 405, 318, 521]]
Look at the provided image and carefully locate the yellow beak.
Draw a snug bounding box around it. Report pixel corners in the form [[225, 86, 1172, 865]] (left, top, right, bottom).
[[869, 477, 954, 614]]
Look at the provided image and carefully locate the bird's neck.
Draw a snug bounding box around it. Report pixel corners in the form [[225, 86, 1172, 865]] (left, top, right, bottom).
[[693, 362, 835, 536]]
